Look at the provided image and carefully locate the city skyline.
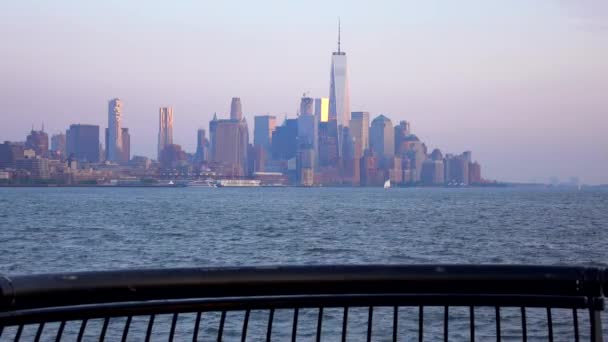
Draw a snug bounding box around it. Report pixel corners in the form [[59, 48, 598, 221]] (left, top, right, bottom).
[[1, 1, 607, 184]]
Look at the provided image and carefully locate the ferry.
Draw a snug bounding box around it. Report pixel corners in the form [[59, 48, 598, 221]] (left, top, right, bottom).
[[216, 179, 261, 187]]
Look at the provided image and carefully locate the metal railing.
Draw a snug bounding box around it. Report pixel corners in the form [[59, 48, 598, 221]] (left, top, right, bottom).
[[0, 265, 605, 341]]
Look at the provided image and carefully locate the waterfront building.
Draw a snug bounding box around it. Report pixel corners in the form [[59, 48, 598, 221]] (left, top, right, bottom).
[[121, 128, 130, 164], [253, 115, 277, 153], [271, 119, 298, 161], [360, 149, 383, 186], [297, 96, 319, 169], [445, 153, 470, 185], [230, 97, 243, 121], [421, 159, 445, 185], [158, 107, 174, 161], [350, 111, 369, 159], [15, 156, 49, 179], [394, 121, 411, 155], [318, 121, 339, 167], [314, 98, 329, 123], [25, 129, 49, 156], [107, 98, 123, 163], [209, 113, 218, 161], [159, 144, 187, 169], [469, 161, 482, 184], [195, 129, 209, 164], [370, 115, 395, 158], [0, 142, 24, 168], [50, 133, 66, 157], [213, 118, 249, 177], [66, 124, 100, 162]]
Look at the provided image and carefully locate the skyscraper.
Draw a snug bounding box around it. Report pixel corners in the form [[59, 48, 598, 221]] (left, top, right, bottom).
[[158, 107, 174, 160], [230, 97, 243, 121], [121, 128, 130, 164], [213, 119, 249, 177], [25, 129, 49, 156], [370, 115, 395, 158], [254, 115, 277, 152], [314, 98, 329, 123], [195, 129, 209, 163], [350, 111, 370, 159], [50, 133, 66, 157], [107, 98, 123, 163], [328, 20, 350, 129], [66, 124, 100, 162]]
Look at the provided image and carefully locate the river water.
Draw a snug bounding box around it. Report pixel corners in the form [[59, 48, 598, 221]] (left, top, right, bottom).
[[0, 187, 606, 341]]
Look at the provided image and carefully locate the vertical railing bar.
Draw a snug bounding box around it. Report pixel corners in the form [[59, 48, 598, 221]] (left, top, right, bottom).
[[316, 307, 323, 342], [145, 314, 155, 342], [121, 316, 132, 342], [495, 306, 501, 342], [419, 306, 423, 342], [444, 306, 449, 342], [572, 308, 579, 342], [99, 317, 109, 341], [34, 322, 45, 342], [14, 324, 23, 342], [547, 308, 553, 342], [291, 308, 299, 342], [217, 311, 226, 342], [393, 306, 398, 342], [589, 305, 603, 342], [241, 310, 250, 342], [366, 306, 373, 342], [470, 306, 475, 342], [169, 313, 178, 342], [266, 308, 275, 342], [55, 321, 66, 342], [193, 312, 202, 342], [77, 319, 88, 342], [0, 325, 3, 338], [521, 307, 527, 342], [341, 307, 348, 342]]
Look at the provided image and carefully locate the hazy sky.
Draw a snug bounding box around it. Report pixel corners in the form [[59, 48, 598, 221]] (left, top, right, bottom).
[[1, 0, 607, 184]]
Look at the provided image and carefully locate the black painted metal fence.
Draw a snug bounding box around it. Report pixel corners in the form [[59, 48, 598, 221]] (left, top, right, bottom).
[[0, 265, 605, 341]]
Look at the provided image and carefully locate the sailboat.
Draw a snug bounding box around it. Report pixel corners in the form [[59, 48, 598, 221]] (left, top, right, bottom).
[[384, 179, 391, 189]]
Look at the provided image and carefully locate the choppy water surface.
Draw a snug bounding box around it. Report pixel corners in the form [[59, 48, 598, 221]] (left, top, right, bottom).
[[0, 187, 606, 341]]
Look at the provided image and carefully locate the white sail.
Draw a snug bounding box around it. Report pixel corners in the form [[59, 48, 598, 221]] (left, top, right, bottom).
[[384, 179, 391, 189]]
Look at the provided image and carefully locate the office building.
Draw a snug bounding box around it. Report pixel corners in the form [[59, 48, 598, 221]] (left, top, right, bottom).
[[421, 159, 445, 185], [107, 98, 123, 163], [25, 129, 49, 156], [370, 115, 394, 158], [50, 133, 66, 157], [66, 124, 100, 162], [213, 119, 249, 177], [315, 98, 329, 123], [230, 97, 243, 121], [350, 111, 369, 158], [0, 142, 24, 168], [469, 161, 482, 184], [271, 119, 298, 161], [394, 121, 411, 154], [121, 128, 130, 164], [158, 107, 174, 160], [195, 129, 209, 164], [254, 115, 277, 152]]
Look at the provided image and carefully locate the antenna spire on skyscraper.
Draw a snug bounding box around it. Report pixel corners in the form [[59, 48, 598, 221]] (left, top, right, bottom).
[[338, 17, 341, 54]]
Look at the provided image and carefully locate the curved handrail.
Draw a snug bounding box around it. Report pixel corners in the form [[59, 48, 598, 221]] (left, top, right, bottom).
[[0, 265, 605, 312]]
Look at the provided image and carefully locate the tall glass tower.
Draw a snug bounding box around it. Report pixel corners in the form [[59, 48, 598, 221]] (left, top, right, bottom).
[[158, 107, 174, 160], [107, 98, 123, 163], [329, 20, 350, 157]]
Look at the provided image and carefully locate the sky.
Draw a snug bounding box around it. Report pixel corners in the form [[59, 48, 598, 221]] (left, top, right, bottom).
[[1, 0, 607, 184]]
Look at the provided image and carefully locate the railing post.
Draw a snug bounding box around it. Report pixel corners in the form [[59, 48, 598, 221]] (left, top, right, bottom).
[[590, 307, 602, 342]]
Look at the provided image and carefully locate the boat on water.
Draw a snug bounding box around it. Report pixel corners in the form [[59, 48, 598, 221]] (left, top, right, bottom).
[[384, 179, 391, 189], [216, 179, 261, 187], [187, 180, 217, 188]]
